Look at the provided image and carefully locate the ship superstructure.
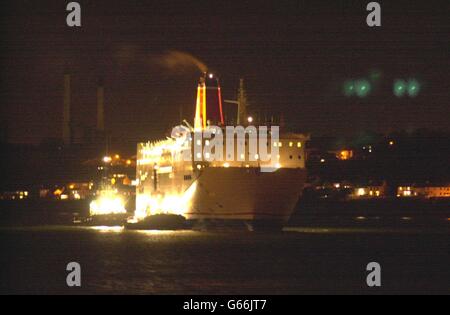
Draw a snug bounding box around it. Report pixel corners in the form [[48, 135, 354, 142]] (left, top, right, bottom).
[[135, 74, 308, 230]]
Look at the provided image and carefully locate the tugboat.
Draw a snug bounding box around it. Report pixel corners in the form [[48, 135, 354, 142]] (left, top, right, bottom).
[[126, 214, 187, 230], [74, 186, 129, 226]]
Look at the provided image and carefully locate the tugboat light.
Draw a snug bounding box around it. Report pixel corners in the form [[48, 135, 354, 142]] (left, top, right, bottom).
[[90, 191, 126, 216]]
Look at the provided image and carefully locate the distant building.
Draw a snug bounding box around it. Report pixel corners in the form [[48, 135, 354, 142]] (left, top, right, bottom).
[[351, 183, 387, 199], [330, 149, 354, 161], [397, 186, 415, 197], [50, 182, 93, 200], [398, 185, 450, 199], [0, 191, 29, 200]]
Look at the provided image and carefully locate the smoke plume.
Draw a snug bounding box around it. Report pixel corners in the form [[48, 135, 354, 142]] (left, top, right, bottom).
[[152, 50, 208, 73]]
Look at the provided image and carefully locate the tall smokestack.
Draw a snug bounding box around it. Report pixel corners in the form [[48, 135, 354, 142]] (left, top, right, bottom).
[[237, 78, 248, 125], [97, 79, 105, 132], [63, 73, 71, 146]]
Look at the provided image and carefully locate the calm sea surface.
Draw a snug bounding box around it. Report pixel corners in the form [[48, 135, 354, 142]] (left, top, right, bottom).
[[1, 224, 449, 294]]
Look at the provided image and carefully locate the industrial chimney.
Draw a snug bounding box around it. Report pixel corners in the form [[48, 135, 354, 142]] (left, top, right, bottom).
[[63, 72, 71, 146], [237, 78, 248, 125], [97, 78, 105, 132]]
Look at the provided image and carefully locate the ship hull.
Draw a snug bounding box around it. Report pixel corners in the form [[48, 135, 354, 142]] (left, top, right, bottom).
[[186, 167, 307, 230]]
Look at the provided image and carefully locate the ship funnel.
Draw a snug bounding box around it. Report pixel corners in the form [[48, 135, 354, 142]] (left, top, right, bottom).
[[194, 73, 224, 130]]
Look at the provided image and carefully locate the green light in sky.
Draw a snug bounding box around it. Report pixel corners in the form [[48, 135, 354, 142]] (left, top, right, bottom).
[[343, 80, 356, 96], [394, 79, 407, 97], [369, 70, 382, 82], [355, 79, 371, 97], [407, 79, 420, 97]]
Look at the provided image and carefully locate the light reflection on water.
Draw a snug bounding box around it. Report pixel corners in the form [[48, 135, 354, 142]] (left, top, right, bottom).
[[134, 229, 195, 236], [1, 223, 449, 294], [1, 224, 448, 236], [90, 226, 124, 233]]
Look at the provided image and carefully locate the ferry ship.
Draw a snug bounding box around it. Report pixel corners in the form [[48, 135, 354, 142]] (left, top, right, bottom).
[[133, 74, 309, 231]]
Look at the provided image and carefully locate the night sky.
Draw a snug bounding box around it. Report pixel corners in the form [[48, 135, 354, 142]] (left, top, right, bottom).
[[0, 0, 448, 144]]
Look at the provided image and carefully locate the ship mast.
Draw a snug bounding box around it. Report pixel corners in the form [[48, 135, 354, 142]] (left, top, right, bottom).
[[225, 78, 249, 125]]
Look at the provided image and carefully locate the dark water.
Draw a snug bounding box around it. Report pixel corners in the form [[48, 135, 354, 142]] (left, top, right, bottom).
[[1, 225, 449, 294]]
